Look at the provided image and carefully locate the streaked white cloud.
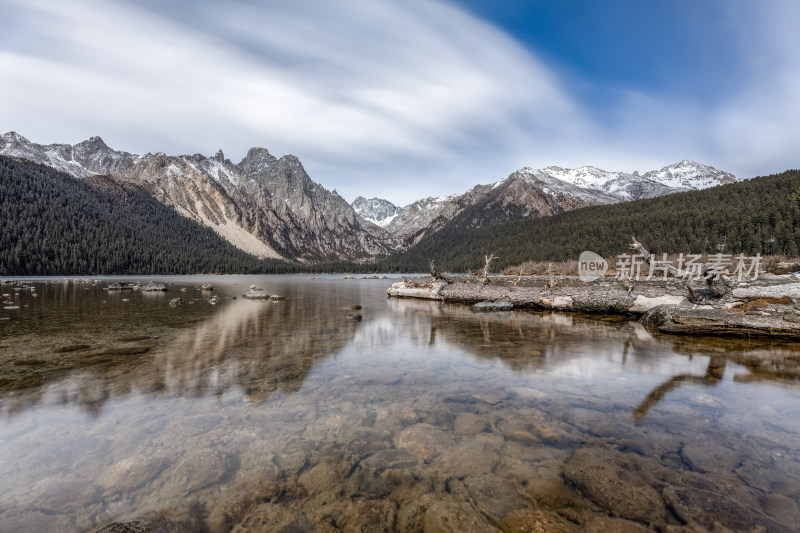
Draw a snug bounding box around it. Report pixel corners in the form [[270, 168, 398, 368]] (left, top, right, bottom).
[[710, 0, 800, 178], [0, 0, 797, 205]]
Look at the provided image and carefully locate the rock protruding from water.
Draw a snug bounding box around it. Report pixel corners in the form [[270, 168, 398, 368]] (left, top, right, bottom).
[[141, 282, 167, 292], [107, 282, 134, 291], [471, 299, 513, 312], [242, 286, 269, 299]]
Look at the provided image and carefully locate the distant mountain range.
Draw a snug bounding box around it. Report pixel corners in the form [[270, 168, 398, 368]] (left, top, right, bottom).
[[352, 160, 737, 242], [1, 131, 739, 266]]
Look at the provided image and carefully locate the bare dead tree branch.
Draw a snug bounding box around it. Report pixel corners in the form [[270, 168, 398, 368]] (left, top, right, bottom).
[[428, 259, 454, 284], [630, 236, 685, 278], [478, 253, 498, 285], [630, 236, 729, 302]]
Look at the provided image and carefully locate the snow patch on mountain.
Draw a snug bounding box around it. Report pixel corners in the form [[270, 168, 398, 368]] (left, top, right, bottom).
[[352, 196, 403, 228], [0, 131, 143, 178], [516, 168, 620, 204], [539, 161, 736, 201], [642, 160, 738, 189]]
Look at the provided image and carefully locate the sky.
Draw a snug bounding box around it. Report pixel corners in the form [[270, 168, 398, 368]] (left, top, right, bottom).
[[1, 0, 799, 205]]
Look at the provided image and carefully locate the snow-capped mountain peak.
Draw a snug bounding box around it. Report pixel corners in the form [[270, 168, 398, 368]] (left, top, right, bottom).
[[352, 196, 402, 228], [513, 167, 620, 204], [642, 160, 738, 189]]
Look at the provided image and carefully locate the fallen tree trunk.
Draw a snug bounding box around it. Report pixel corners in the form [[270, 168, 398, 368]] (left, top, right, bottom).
[[388, 278, 690, 314], [641, 303, 800, 338], [387, 277, 800, 337]]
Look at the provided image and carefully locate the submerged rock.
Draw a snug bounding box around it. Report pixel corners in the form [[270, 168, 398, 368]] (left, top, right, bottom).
[[340, 500, 397, 532], [104, 346, 150, 356], [54, 344, 91, 353], [663, 486, 794, 533], [97, 456, 168, 495], [471, 299, 513, 312], [500, 510, 580, 533], [463, 472, 527, 522], [394, 423, 453, 463], [422, 500, 500, 533], [89, 504, 207, 533], [563, 446, 666, 526], [117, 336, 151, 342], [164, 449, 237, 495]]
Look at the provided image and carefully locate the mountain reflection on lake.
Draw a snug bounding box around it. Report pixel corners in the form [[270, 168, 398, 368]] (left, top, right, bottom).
[[1, 276, 799, 532]]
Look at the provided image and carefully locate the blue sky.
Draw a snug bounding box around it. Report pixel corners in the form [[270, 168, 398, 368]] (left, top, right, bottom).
[[1, 0, 798, 205], [458, 1, 744, 101]]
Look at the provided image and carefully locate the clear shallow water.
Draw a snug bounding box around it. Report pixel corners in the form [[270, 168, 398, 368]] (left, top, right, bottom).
[[1, 276, 799, 532]]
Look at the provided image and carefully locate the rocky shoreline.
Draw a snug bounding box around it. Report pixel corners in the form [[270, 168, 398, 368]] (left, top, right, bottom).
[[388, 274, 800, 338]]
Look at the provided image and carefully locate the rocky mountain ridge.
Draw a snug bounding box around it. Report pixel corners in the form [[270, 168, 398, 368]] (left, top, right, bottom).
[[2, 131, 740, 263], [367, 160, 738, 239], [1, 132, 393, 262], [0, 131, 143, 178], [351, 197, 403, 228]]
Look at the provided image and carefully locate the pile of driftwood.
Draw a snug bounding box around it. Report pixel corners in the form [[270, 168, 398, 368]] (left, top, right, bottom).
[[388, 240, 800, 337]]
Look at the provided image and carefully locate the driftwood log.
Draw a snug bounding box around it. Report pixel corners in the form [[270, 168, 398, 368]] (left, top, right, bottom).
[[387, 278, 800, 337], [388, 279, 690, 315]]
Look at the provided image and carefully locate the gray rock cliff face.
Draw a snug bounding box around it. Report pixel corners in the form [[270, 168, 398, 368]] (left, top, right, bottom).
[[114, 149, 394, 262], [234, 149, 394, 261], [1, 132, 393, 262]]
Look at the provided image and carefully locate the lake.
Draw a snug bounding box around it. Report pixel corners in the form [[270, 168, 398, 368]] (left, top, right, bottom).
[[1, 276, 799, 532]]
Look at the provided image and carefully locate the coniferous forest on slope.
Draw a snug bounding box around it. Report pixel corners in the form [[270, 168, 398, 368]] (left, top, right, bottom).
[[377, 169, 800, 274], [0, 156, 294, 275]]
